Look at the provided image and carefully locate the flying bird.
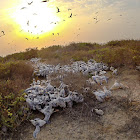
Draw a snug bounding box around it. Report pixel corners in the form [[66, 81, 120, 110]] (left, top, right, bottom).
[[69, 13, 72, 18], [42, 0, 49, 2], [33, 13, 37, 15], [57, 7, 60, 13], [1, 31, 5, 35], [28, 1, 33, 5], [107, 18, 112, 21], [21, 7, 26, 10], [27, 20, 29, 26], [95, 20, 100, 24], [94, 17, 97, 20]]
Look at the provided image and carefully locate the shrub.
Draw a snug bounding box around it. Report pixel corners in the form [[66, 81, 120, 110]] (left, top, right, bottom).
[[0, 61, 33, 133]]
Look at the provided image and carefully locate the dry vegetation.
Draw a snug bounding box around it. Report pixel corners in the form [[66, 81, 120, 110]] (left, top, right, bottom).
[[1, 40, 140, 66], [0, 61, 33, 139], [0, 40, 140, 140]]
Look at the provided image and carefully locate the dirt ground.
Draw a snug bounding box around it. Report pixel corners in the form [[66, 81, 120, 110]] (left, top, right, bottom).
[[10, 67, 140, 140]]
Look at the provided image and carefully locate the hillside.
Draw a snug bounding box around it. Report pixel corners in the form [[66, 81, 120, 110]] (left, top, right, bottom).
[[0, 40, 140, 140]]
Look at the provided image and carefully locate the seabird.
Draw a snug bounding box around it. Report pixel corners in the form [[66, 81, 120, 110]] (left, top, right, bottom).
[[94, 109, 104, 116], [57, 7, 60, 13], [1, 31, 5, 35], [69, 13, 72, 18], [107, 18, 112, 21], [21, 7, 26, 10], [28, 1, 33, 5], [27, 20, 29, 26], [42, 0, 49, 2]]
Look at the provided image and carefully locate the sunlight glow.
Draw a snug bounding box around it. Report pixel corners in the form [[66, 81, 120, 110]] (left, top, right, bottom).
[[12, 0, 60, 35]]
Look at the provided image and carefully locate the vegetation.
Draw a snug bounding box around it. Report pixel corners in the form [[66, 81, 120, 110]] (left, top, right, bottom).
[[0, 39, 139, 137], [1, 40, 139, 66], [0, 61, 33, 135]]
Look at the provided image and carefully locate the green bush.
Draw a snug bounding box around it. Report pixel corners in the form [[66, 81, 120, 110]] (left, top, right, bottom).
[[0, 61, 33, 132]]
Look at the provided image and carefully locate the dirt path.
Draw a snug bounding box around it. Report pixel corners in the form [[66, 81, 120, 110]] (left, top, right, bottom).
[[12, 68, 140, 140]]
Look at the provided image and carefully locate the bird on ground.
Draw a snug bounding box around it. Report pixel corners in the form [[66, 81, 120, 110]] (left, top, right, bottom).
[[110, 80, 128, 90], [30, 118, 46, 138], [93, 90, 106, 102], [103, 86, 112, 97], [110, 66, 114, 71], [33, 125, 40, 138], [136, 66, 140, 71], [112, 69, 118, 75], [25, 38, 28, 40], [57, 33, 59, 35], [68, 8, 71, 11], [94, 108, 104, 116], [52, 33, 54, 35]]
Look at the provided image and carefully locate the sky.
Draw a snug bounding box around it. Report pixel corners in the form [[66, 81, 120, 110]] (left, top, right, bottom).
[[0, 0, 140, 56]]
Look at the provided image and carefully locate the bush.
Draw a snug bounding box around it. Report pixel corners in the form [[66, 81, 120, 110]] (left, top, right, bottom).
[[0, 61, 33, 133]]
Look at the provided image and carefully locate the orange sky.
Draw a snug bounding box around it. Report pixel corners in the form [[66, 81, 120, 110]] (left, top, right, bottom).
[[0, 0, 140, 56]]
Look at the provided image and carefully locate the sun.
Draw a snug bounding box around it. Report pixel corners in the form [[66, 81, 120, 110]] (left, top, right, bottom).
[[12, 0, 60, 35]]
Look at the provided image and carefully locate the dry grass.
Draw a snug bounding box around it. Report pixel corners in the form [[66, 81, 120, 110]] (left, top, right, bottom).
[[1, 40, 140, 66]]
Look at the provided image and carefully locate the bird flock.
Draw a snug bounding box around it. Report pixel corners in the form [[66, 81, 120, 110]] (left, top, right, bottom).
[[24, 78, 84, 138], [24, 58, 128, 138]]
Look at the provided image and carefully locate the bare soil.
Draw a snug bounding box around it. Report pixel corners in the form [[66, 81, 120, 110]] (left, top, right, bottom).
[[10, 67, 140, 140]]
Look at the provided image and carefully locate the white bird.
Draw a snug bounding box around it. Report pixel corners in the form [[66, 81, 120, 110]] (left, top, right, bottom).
[[136, 66, 140, 71], [99, 70, 106, 76], [94, 109, 104, 116], [92, 75, 108, 85], [110, 80, 128, 90], [103, 86, 112, 97], [110, 66, 114, 71], [93, 90, 106, 102], [30, 118, 46, 138], [112, 69, 118, 75]]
